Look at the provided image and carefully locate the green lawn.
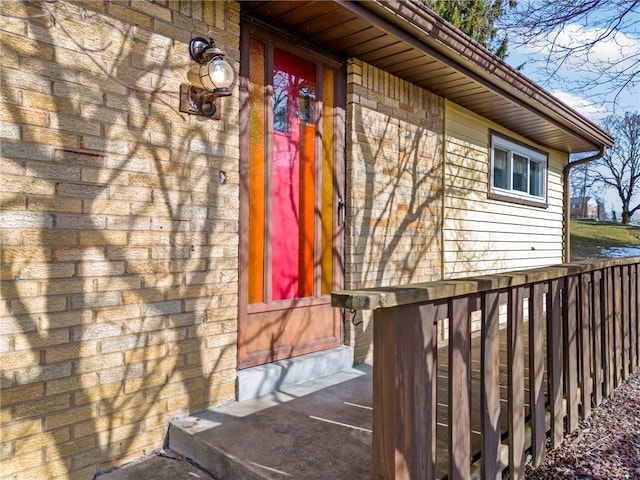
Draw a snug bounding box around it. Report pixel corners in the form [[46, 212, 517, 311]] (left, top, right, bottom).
[[570, 219, 640, 260]]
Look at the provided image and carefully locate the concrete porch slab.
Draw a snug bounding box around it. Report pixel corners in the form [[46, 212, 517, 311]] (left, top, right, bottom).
[[168, 365, 372, 480]]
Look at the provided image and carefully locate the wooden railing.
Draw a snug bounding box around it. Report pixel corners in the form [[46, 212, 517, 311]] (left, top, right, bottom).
[[332, 257, 640, 480]]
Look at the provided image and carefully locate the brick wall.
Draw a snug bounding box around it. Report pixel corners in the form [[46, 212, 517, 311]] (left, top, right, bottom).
[[0, 1, 240, 478], [345, 59, 444, 363]]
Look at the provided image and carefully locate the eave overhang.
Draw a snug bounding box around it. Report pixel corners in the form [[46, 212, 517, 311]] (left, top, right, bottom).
[[240, 0, 614, 154]]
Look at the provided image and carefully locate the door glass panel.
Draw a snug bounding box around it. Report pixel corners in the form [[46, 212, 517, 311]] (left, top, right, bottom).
[[321, 68, 334, 296], [248, 38, 265, 304], [272, 50, 316, 300], [246, 43, 337, 306]]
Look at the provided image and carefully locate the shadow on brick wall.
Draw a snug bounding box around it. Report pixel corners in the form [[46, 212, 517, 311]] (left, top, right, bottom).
[[347, 94, 443, 363], [1, 1, 238, 478]]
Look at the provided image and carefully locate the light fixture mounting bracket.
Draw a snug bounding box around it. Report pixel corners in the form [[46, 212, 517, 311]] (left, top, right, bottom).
[[189, 37, 224, 64], [179, 84, 221, 119]]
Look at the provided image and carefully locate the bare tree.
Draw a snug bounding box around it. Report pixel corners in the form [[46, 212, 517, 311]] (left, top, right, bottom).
[[570, 159, 605, 218], [569, 162, 588, 202], [594, 112, 640, 224], [502, 1, 639, 107]]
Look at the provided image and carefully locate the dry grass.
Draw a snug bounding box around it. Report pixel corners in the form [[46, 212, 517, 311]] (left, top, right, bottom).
[[571, 220, 640, 261]]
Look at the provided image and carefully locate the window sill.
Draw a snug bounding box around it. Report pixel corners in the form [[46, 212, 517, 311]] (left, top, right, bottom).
[[489, 190, 548, 208]]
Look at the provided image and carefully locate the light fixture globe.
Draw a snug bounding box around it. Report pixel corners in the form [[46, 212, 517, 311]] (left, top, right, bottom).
[[200, 57, 235, 96]]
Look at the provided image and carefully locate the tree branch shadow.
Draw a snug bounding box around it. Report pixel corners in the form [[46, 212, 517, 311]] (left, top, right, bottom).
[[1, 1, 239, 477]]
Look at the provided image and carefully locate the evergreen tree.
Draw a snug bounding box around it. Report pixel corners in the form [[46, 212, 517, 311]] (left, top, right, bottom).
[[423, 0, 516, 59]]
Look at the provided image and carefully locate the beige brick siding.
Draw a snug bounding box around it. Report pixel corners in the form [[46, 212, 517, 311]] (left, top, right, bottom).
[[345, 59, 444, 363], [1, 1, 240, 478]]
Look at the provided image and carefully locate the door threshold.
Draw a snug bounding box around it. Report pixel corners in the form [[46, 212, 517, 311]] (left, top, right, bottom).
[[236, 345, 354, 401]]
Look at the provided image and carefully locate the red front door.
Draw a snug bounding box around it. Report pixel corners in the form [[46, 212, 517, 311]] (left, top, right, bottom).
[[238, 25, 345, 369]]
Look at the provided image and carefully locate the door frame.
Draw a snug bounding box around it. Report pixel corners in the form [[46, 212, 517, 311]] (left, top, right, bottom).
[[238, 19, 346, 369]]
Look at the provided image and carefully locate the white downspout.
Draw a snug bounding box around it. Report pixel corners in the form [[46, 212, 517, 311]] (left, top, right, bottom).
[[563, 147, 607, 262]]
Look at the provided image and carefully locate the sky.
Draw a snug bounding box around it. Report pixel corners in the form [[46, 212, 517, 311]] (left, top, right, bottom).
[[503, 14, 639, 119], [499, 4, 640, 217]]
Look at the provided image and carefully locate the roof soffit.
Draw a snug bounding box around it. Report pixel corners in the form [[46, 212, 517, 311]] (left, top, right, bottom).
[[352, 0, 614, 151]]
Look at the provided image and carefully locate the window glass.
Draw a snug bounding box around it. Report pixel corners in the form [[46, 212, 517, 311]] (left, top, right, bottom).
[[530, 160, 542, 197], [493, 147, 509, 189], [512, 153, 528, 192], [490, 134, 547, 205]]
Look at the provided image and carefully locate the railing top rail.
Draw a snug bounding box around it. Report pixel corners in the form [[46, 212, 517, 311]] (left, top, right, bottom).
[[332, 256, 640, 310]]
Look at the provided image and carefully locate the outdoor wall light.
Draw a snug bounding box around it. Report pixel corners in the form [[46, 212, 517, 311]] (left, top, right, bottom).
[[179, 36, 235, 118]]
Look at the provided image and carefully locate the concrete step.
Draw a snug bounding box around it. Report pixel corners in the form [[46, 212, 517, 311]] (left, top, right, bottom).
[[94, 450, 216, 480], [236, 345, 355, 401], [168, 364, 372, 480]]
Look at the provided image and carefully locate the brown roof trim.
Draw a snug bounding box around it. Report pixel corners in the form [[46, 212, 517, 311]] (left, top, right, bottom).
[[341, 0, 614, 150]]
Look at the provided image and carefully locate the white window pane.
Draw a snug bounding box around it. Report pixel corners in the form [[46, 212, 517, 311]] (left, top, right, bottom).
[[530, 161, 543, 196], [493, 147, 509, 189], [512, 154, 528, 192]]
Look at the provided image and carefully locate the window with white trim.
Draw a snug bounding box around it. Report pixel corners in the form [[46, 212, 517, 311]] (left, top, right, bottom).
[[490, 133, 548, 206]]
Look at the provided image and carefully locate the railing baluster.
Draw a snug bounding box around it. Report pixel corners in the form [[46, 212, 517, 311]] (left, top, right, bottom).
[[604, 267, 615, 395], [622, 265, 630, 379], [631, 264, 638, 370], [564, 275, 579, 431], [481, 291, 501, 480], [449, 296, 472, 480], [592, 270, 603, 406], [547, 278, 564, 447], [421, 301, 441, 480], [372, 306, 399, 479], [580, 273, 592, 419], [637, 263, 640, 370], [371, 301, 440, 479], [508, 286, 525, 479], [529, 282, 546, 465], [614, 266, 623, 387]]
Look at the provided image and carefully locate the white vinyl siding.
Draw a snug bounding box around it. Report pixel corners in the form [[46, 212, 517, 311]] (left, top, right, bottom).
[[443, 102, 566, 279]]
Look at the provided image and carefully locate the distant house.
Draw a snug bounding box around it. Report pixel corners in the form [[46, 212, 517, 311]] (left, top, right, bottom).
[[0, 1, 614, 478], [570, 196, 600, 219]]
